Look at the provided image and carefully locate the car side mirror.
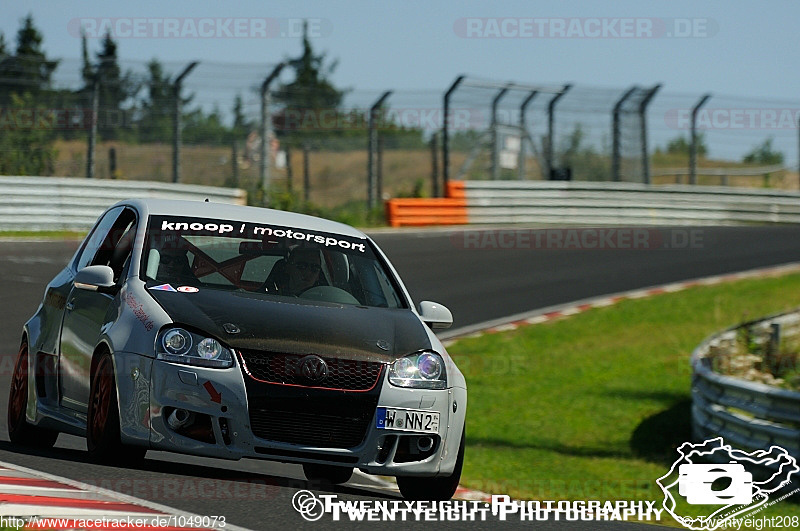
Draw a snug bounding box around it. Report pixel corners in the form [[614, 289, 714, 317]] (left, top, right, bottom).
[[74, 265, 116, 292], [419, 301, 453, 330]]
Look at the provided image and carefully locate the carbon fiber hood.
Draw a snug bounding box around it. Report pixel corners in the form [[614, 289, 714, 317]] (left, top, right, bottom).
[[145, 286, 430, 362]]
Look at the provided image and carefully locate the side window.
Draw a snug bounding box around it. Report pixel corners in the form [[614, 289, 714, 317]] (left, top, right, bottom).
[[74, 207, 124, 272], [93, 209, 138, 283]]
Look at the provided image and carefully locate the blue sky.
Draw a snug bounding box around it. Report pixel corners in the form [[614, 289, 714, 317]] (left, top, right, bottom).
[[4, 0, 798, 99], [3, 1, 799, 163]]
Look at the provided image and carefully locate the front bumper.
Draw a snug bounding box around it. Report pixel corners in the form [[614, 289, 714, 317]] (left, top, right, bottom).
[[146, 355, 466, 477]]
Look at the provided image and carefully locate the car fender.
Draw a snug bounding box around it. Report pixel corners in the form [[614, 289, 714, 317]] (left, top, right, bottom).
[[418, 321, 467, 477], [112, 350, 154, 446], [99, 280, 171, 446], [105, 280, 172, 357]]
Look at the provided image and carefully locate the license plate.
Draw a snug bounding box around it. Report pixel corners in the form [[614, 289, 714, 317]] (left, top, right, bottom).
[[376, 407, 439, 433]]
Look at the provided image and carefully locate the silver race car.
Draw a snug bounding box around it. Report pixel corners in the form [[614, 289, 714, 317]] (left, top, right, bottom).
[[8, 199, 467, 500]]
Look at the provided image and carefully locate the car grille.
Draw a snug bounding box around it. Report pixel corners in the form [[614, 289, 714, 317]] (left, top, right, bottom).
[[249, 408, 374, 449], [239, 350, 384, 391]]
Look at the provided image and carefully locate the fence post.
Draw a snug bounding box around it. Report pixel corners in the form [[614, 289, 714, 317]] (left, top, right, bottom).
[[231, 139, 238, 187], [518, 90, 537, 180], [690, 93, 712, 185], [86, 76, 98, 178], [377, 136, 385, 203], [442, 75, 465, 193], [491, 84, 512, 180], [260, 63, 285, 202], [612, 86, 638, 182], [639, 83, 661, 185], [546, 85, 571, 179], [285, 145, 293, 193], [368, 91, 392, 209], [172, 61, 198, 184], [109, 147, 117, 179], [303, 144, 311, 203], [430, 131, 439, 197]]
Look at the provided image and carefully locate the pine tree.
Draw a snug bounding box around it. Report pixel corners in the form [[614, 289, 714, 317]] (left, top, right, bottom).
[[137, 59, 174, 142], [11, 14, 58, 95], [80, 29, 93, 90], [95, 32, 134, 139], [274, 20, 345, 144]]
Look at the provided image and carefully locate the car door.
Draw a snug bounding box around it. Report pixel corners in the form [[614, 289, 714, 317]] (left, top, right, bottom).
[[59, 207, 137, 413]]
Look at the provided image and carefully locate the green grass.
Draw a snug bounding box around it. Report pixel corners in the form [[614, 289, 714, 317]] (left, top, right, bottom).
[[449, 272, 800, 526], [0, 230, 86, 239]]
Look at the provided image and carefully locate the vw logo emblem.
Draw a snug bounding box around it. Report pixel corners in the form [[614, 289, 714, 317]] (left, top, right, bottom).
[[298, 355, 328, 383]]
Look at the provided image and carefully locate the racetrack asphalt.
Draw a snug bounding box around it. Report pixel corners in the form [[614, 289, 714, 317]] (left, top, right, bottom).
[[2, 225, 800, 529]]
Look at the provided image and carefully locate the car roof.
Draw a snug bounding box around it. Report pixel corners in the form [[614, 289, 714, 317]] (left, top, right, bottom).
[[111, 198, 366, 239]]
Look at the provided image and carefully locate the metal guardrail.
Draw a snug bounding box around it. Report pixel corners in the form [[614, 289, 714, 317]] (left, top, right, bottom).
[[651, 164, 789, 177], [691, 312, 800, 460], [461, 181, 800, 225], [0, 176, 247, 231]]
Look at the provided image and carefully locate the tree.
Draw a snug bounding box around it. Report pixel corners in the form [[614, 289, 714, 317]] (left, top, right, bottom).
[[743, 138, 784, 165], [137, 59, 174, 142], [555, 124, 608, 181], [94, 32, 135, 139], [665, 133, 707, 157], [0, 17, 59, 175], [273, 20, 346, 146], [275, 21, 344, 111], [0, 92, 58, 175], [232, 94, 249, 136], [182, 105, 230, 145], [80, 30, 92, 89], [0, 15, 58, 100]]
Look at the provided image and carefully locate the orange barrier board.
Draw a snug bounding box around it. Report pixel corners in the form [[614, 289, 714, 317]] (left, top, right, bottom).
[[384, 181, 468, 227]]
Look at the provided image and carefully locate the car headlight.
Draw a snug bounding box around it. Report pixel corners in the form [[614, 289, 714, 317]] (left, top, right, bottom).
[[388, 351, 447, 389], [157, 327, 233, 368]]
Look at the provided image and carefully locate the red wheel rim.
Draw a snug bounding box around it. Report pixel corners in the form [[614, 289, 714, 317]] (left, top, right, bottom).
[[89, 357, 112, 444], [8, 347, 28, 428]]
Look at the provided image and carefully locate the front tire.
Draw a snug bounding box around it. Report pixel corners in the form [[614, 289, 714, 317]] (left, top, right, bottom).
[[7, 342, 58, 448], [303, 463, 354, 485], [397, 428, 465, 501], [86, 352, 146, 463]]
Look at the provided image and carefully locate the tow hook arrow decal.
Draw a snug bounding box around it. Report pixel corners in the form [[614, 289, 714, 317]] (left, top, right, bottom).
[[203, 381, 222, 403]]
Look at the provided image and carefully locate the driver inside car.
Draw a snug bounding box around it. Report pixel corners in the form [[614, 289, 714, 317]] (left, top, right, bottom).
[[265, 247, 324, 296], [156, 245, 197, 285], [285, 248, 322, 295]]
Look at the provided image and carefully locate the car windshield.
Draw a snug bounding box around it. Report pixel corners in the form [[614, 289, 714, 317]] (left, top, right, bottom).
[[140, 215, 406, 308]]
